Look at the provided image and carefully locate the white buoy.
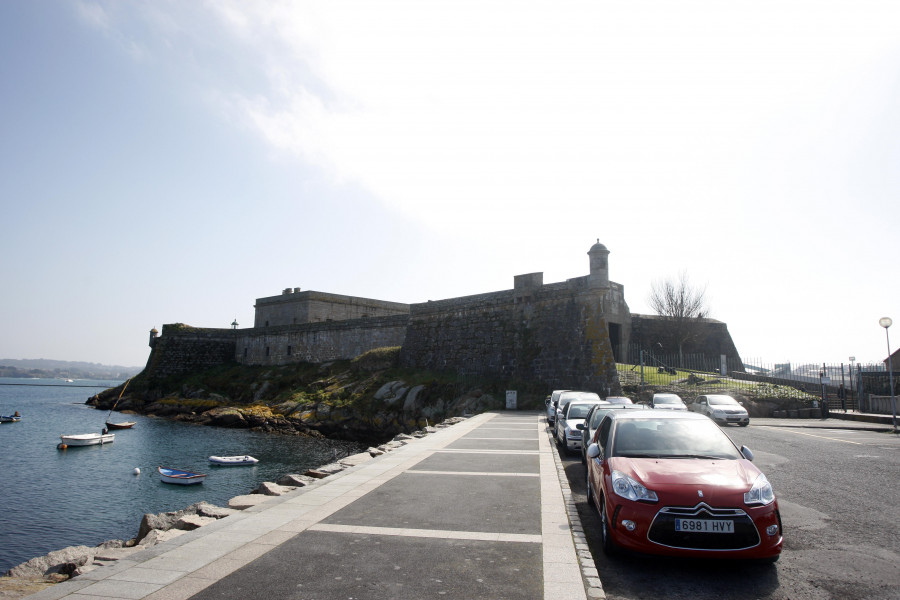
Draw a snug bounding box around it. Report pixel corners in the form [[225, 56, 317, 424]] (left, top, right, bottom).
[[133, 467, 141, 476]]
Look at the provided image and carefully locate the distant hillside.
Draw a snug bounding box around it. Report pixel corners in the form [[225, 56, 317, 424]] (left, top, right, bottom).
[[0, 359, 142, 380]]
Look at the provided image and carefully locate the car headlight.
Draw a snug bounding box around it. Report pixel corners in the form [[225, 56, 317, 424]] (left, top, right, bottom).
[[566, 428, 580, 439], [611, 470, 658, 502], [744, 473, 776, 506], [712, 409, 725, 416]]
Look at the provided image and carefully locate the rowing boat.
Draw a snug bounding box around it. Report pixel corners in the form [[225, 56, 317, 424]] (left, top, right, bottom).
[[158, 466, 206, 485]]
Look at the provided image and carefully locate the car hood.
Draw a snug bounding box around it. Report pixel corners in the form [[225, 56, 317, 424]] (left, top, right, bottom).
[[610, 457, 761, 499], [565, 418, 586, 430]]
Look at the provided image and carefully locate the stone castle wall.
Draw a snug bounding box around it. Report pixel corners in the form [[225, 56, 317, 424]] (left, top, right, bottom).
[[399, 279, 622, 394], [254, 289, 409, 327], [236, 315, 408, 366], [144, 325, 237, 379]]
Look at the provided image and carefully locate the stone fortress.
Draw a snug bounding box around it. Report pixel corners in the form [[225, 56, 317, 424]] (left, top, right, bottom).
[[145, 242, 740, 395]]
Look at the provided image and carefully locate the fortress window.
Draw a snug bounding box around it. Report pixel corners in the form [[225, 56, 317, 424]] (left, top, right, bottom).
[[243, 348, 248, 358], [287, 345, 292, 356], [265, 347, 270, 357]]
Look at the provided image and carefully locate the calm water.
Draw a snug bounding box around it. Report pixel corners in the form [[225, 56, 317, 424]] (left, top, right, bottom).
[[0, 378, 364, 573]]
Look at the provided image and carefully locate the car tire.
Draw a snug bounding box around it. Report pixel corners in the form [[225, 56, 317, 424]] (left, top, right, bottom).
[[740, 422, 749, 427], [599, 495, 618, 556]]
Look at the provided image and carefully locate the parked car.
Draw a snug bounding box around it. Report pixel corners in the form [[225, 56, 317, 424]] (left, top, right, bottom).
[[556, 398, 604, 453], [649, 392, 687, 411], [547, 389, 570, 427], [691, 394, 750, 426], [585, 411, 782, 561], [579, 403, 647, 463], [605, 396, 633, 405], [554, 391, 600, 437]]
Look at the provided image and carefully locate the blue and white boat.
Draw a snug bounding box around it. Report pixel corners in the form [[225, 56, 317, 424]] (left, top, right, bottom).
[[158, 466, 206, 485]]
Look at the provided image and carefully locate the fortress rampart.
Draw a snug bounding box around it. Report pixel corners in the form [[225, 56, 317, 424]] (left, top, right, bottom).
[[141, 242, 738, 395]]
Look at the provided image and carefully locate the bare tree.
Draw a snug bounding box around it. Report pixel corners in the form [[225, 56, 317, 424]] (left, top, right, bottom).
[[648, 271, 709, 363]]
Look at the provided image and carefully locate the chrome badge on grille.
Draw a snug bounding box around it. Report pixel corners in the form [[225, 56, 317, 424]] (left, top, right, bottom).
[[697, 490, 704, 498]]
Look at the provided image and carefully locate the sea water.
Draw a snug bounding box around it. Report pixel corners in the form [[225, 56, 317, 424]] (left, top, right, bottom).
[[0, 378, 364, 573]]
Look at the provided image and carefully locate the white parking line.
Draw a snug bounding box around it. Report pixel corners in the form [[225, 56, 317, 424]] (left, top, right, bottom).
[[759, 426, 863, 445]]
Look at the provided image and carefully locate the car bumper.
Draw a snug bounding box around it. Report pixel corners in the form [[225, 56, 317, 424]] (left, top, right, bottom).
[[605, 499, 782, 559], [713, 416, 750, 425]]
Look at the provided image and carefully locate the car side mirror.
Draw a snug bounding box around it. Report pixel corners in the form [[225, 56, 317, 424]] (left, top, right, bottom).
[[740, 445, 754, 461], [576, 423, 584, 430], [587, 443, 601, 459]]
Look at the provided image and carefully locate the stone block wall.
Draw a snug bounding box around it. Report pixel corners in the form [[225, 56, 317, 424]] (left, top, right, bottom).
[[237, 314, 409, 366], [143, 325, 237, 379], [254, 289, 409, 327], [399, 283, 622, 395]]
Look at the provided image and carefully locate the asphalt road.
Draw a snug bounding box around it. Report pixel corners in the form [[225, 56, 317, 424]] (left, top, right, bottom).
[[557, 421, 900, 600]]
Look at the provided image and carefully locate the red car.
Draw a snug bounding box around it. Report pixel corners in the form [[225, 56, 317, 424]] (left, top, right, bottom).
[[585, 410, 782, 561]]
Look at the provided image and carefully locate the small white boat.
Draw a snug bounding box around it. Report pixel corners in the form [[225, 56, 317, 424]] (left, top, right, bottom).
[[209, 455, 259, 466], [60, 432, 115, 446], [158, 466, 206, 485], [0, 414, 22, 423]]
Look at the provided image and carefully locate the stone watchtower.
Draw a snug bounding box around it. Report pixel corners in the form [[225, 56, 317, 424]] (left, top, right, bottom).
[[588, 240, 610, 290]]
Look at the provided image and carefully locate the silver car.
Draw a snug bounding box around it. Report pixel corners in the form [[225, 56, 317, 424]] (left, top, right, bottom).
[[556, 399, 603, 453], [546, 389, 570, 427], [554, 391, 601, 438], [691, 394, 750, 426], [649, 392, 687, 411]]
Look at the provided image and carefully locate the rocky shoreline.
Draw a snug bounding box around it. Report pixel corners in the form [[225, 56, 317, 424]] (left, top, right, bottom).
[[0, 418, 467, 599]]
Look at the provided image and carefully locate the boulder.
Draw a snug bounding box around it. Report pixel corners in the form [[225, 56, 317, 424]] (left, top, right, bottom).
[[255, 482, 296, 496], [402, 385, 425, 412], [367, 447, 385, 457], [339, 452, 374, 467], [177, 514, 217, 530], [195, 503, 238, 519], [4, 545, 95, 579], [137, 528, 187, 547], [137, 510, 187, 542], [228, 495, 275, 510], [277, 473, 317, 487]]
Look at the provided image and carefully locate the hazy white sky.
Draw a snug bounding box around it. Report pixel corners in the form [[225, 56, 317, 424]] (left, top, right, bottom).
[[1, 0, 897, 368]]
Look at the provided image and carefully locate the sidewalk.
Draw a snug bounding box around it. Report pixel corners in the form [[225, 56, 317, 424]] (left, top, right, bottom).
[[26, 412, 592, 600]]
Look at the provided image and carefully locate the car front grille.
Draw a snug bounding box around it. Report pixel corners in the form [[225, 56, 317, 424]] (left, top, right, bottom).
[[648, 503, 761, 550]]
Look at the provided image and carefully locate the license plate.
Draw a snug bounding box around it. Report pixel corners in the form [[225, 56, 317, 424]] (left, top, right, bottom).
[[675, 518, 734, 533]]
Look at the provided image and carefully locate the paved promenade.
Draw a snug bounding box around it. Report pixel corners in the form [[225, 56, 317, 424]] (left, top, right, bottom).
[[27, 412, 592, 600]]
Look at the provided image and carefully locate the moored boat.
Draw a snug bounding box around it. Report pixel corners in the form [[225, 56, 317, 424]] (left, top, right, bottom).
[[60, 432, 115, 446], [105, 421, 136, 430], [158, 466, 206, 485], [208, 455, 259, 466], [0, 414, 22, 423]]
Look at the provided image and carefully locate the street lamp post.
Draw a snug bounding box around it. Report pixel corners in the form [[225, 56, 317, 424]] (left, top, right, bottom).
[[879, 317, 897, 431]]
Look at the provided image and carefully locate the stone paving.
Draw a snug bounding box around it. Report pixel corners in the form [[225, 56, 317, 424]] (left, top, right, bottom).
[[25, 412, 592, 600]]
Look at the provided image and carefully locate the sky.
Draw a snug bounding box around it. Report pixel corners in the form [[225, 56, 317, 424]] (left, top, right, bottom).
[[1, 0, 898, 369]]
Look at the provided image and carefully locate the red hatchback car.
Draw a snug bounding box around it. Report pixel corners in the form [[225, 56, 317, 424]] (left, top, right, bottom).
[[585, 411, 782, 561]]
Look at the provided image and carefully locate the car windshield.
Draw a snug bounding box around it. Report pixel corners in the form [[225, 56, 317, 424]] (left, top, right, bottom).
[[708, 396, 739, 406], [612, 418, 742, 459], [655, 397, 681, 404], [567, 403, 595, 419]]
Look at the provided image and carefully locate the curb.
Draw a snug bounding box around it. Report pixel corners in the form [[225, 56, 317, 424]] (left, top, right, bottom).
[[546, 421, 606, 599]]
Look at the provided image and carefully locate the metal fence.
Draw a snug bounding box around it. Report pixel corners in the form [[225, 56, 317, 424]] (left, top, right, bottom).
[[613, 344, 898, 411]]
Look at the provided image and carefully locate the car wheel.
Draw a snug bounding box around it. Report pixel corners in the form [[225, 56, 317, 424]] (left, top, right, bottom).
[[599, 495, 618, 556], [740, 422, 749, 427]]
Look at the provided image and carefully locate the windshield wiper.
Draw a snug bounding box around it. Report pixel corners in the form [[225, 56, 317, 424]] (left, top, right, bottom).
[[661, 454, 726, 460]]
